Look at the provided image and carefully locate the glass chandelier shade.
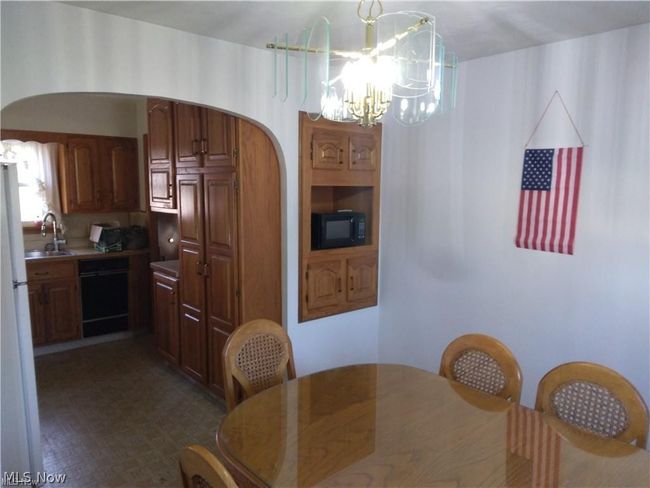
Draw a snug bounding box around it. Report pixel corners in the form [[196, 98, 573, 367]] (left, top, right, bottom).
[[268, 1, 458, 127]]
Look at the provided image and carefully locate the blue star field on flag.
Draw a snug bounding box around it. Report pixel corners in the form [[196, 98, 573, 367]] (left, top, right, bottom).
[[521, 149, 553, 191]]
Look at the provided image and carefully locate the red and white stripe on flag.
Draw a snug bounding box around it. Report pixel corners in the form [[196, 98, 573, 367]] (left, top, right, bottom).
[[515, 147, 584, 255]]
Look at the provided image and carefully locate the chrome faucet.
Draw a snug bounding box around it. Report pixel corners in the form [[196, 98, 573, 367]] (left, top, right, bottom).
[[41, 212, 66, 252]]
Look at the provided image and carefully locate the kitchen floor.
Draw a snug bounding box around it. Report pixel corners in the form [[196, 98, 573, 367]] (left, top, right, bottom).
[[36, 336, 226, 487]]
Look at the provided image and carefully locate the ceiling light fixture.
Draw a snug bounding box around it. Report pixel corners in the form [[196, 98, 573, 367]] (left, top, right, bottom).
[[267, 0, 458, 128]]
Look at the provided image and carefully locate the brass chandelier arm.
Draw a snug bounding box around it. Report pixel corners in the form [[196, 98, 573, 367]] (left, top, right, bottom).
[[265, 42, 457, 69], [266, 16, 433, 59]]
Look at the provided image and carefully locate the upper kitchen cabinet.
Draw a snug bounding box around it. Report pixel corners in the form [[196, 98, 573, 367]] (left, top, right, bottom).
[[174, 102, 235, 171], [148, 98, 176, 211], [100, 137, 139, 211], [60, 136, 102, 213], [59, 134, 140, 214]]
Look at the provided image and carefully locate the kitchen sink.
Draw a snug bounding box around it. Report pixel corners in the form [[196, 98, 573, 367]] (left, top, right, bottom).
[[24, 250, 73, 258]]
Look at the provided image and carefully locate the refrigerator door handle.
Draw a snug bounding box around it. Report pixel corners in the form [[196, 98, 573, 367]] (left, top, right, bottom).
[[12, 280, 28, 289]]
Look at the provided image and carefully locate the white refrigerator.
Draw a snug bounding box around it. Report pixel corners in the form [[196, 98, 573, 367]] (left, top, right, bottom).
[[1, 163, 43, 477]]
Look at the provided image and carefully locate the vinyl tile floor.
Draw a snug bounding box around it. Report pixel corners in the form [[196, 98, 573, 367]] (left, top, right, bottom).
[[35, 336, 226, 487]]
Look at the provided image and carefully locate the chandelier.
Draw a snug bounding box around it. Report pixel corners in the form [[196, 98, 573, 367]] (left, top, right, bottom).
[[267, 0, 458, 128]]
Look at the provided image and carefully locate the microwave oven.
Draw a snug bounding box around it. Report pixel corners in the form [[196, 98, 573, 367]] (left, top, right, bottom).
[[312, 211, 366, 250]]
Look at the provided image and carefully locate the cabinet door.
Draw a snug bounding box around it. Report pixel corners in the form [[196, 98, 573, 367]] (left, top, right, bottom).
[[174, 103, 203, 168], [102, 138, 139, 211], [179, 309, 207, 383], [208, 327, 229, 396], [311, 130, 347, 170], [153, 272, 179, 364], [203, 109, 234, 169], [28, 284, 46, 346], [44, 278, 81, 343], [349, 135, 377, 171], [204, 172, 238, 334], [147, 99, 174, 166], [150, 166, 175, 208], [346, 254, 378, 303], [305, 259, 345, 313], [63, 137, 102, 212], [177, 174, 203, 246]]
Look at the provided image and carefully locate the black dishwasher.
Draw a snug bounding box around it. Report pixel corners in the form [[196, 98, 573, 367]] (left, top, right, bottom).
[[79, 258, 129, 337]]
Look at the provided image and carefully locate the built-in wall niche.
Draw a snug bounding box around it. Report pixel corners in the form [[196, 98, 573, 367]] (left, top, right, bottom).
[[156, 212, 178, 260], [310, 186, 374, 249]]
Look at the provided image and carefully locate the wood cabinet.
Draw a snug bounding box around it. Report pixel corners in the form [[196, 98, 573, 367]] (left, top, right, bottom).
[[100, 137, 139, 210], [177, 171, 238, 394], [60, 136, 102, 212], [59, 134, 139, 213], [27, 261, 81, 345], [174, 102, 235, 170], [148, 98, 176, 211], [300, 113, 381, 321], [147, 101, 281, 399], [152, 271, 179, 364]]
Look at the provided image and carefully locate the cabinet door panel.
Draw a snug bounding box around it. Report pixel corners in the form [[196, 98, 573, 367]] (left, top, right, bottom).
[[28, 285, 46, 346], [179, 246, 203, 314], [204, 109, 234, 168], [204, 174, 234, 250], [306, 259, 344, 312], [147, 99, 174, 166], [175, 103, 203, 168], [103, 138, 139, 210], [65, 137, 102, 212], [179, 309, 206, 383], [206, 254, 235, 333], [153, 273, 179, 364], [150, 166, 174, 206], [208, 326, 229, 396], [45, 278, 80, 343], [347, 255, 378, 303], [312, 131, 347, 170], [205, 172, 238, 334], [177, 175, 203, 246], [349, 135, 377, 171]]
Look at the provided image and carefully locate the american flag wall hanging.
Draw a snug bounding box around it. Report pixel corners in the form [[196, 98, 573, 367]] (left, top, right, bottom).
[[515, 90, 586, 255], [515, 147, 584, 254]]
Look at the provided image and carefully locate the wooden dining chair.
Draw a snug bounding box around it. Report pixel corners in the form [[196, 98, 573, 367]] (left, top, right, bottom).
[[535, 362, 649, 448], [222, 318, 296, 412], [439, 333, 523, 402], [179, 444, 237, 488]]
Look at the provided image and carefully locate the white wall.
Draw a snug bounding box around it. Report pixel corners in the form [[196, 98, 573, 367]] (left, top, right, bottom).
[[0, 2, 379, 373], [379, 24, 650, 407], [1, 93, 139, 137]]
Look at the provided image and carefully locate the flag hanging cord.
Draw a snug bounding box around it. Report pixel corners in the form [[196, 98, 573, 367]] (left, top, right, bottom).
[[525, 90, 586, 148]]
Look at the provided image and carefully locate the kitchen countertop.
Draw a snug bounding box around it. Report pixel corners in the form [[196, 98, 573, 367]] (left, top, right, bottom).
[[24, 247, 149, 263], [150, 260, 179, 278]]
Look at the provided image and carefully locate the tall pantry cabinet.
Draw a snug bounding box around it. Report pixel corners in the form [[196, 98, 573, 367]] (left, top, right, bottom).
[[148, 99, 281, 398]]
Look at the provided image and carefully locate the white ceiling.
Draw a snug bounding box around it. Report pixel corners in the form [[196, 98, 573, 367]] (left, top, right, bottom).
[[64, 1, 650, 60]]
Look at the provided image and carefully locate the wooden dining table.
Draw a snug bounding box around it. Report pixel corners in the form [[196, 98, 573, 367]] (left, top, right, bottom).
[[216, 364, 650, 487]]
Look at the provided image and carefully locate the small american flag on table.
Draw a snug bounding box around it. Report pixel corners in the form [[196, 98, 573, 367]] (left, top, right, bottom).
[[515, 147, 584, 254]]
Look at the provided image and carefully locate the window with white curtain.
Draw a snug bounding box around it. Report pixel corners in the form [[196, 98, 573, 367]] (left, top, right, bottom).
[[0, 140, 62, 224]]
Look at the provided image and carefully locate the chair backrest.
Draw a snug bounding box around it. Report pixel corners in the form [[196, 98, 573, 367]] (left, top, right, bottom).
[[439, 333, 523, 403], [179, 444, 237, 488], [222, 319, 296, 411], [535, 362, 649, 448]]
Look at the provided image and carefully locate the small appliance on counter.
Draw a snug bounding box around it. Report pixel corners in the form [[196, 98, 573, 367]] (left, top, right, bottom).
[[89, 224, 149, 252], [89, 224, 123, 252]]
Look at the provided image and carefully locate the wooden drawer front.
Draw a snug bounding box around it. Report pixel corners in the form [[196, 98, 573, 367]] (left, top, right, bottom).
[[27, 261, 75, 281]]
